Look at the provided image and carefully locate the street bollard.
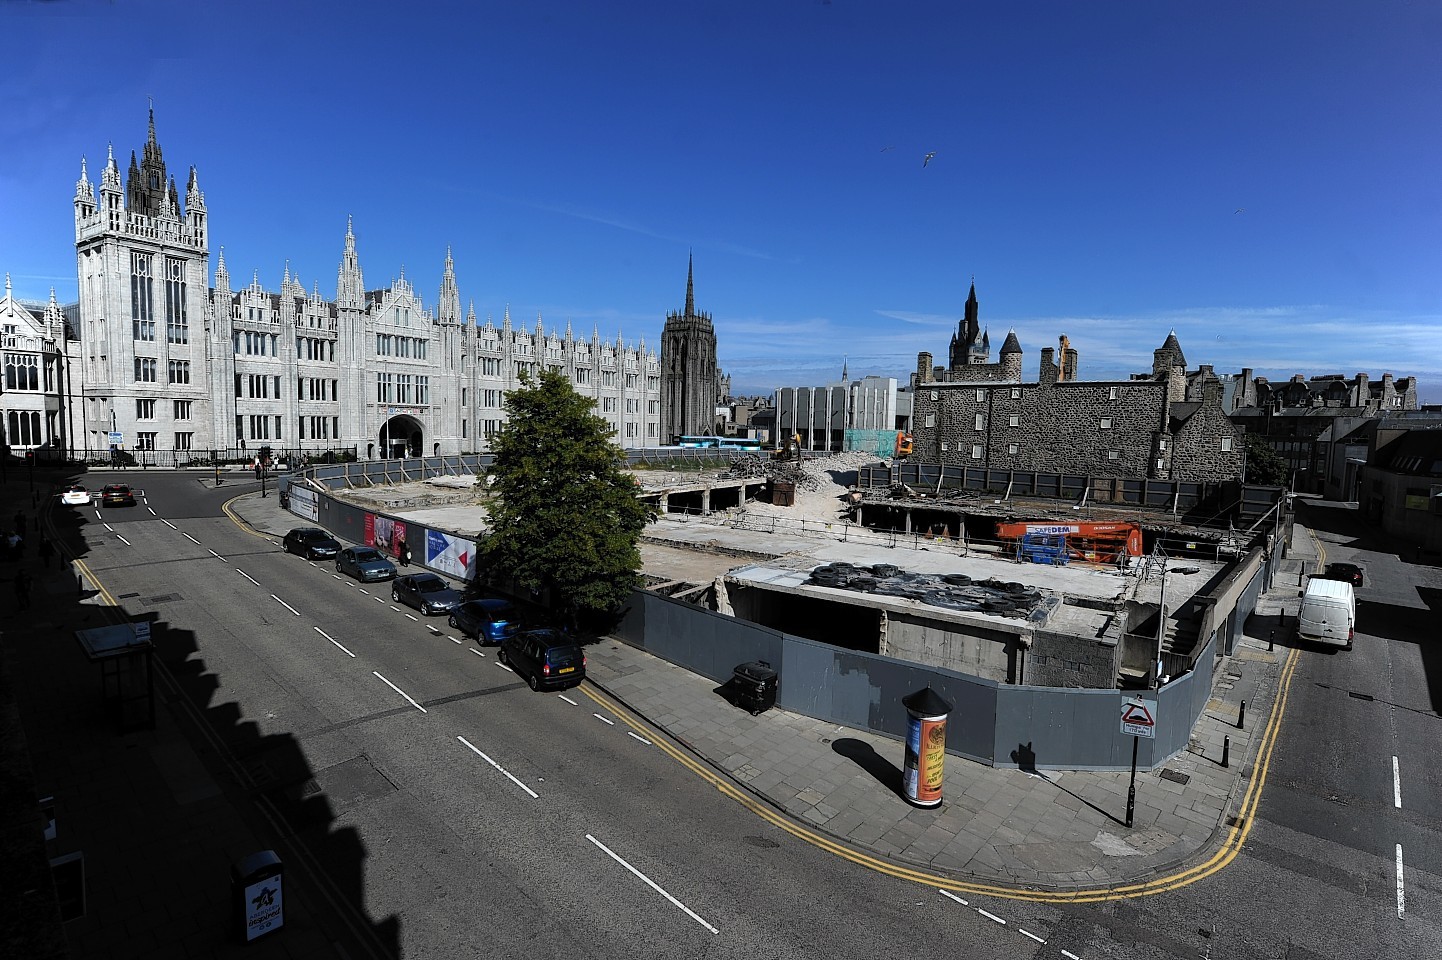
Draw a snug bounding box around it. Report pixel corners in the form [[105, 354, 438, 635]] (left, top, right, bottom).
[[1238, 699, 1246, 730], [1268, 629, 1275, 652], [1221, 735, 1230, 769]]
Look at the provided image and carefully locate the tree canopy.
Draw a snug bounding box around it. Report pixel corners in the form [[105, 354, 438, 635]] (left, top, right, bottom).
[[479, 369, 657, 628], [1242, 431, 1290, 487]]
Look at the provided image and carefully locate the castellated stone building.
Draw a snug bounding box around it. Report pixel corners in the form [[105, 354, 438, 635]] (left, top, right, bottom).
[[70, 113, 719, 458], [910, 284, 1245, 482]]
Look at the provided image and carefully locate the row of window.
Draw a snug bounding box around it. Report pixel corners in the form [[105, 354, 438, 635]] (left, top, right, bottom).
[[460, 417, 657, 441], [130, 432, 193, 451], [4, 353, 54, 392], [130, 254, 189, 345], [134, 359, 192, 383], [375, 373, 431, 405], [376, 334, 429, 359], [933, 385, 1126, 403], [135, 399, 193, 420], [935, 438, 1233, 459]]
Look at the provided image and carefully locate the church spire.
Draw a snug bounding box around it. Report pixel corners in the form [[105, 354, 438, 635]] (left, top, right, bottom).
[[685, 251, 695, 316]]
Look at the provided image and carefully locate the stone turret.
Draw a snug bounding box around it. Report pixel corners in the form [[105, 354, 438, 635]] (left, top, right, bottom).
[[999, 329, 1022, 379]]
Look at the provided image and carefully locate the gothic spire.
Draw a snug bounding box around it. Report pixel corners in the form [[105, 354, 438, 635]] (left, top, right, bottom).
[[336, 216, 364, 308], [214, 247, 230, 298], [75, 156, 93, 201], [685, 251, 695, 316], [438, 245, 461, 323]]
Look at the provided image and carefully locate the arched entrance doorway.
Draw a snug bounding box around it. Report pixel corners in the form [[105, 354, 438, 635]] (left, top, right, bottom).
[[378, 414, 423, 459]]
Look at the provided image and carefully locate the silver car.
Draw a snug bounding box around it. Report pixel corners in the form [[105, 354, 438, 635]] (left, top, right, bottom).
[[336, 546, 397, 582], [391, 572, 463, 615]]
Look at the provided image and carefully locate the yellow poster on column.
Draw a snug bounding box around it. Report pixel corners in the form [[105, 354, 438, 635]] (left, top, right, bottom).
[[916, 716, 947, 805]]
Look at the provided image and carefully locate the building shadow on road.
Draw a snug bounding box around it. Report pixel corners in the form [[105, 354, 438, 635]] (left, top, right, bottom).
[[3, 467, 401, 959], [1349, 589, 1442, 714]]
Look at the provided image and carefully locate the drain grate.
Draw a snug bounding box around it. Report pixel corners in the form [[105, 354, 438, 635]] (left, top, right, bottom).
[[144, 593, 181, 604], [1159, 768, 1191, 785]]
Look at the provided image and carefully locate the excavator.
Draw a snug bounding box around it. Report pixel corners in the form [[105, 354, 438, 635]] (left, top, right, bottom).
[[774, 433, 803, 462], [994, 520, 1143, 565]]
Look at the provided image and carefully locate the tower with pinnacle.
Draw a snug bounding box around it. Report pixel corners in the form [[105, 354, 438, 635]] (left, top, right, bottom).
[[660, 254, 719, 441], [74, 108, 212, 453]]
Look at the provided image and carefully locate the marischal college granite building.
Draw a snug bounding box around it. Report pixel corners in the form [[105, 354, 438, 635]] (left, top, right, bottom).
[[68, 113, 719, 459]]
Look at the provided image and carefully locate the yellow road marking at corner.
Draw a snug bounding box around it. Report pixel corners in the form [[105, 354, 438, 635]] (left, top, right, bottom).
[[221, 495, 273, 540], [581, 648, 1301, 903]]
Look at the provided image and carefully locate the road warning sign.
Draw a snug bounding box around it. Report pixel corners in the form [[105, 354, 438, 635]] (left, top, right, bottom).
[[1121, 698, 1157, 738]]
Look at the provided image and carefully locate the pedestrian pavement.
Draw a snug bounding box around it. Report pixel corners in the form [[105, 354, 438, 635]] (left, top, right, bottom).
[[0, 470, 1318, 960]]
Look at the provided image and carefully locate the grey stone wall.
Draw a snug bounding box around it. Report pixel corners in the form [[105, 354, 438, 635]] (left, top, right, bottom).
[[912, 378, 1168, 478], [1025, 628, 1118, 688], [1170, 400, 1246, 483]]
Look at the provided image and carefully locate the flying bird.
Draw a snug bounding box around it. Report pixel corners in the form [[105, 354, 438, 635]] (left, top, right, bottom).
[[1235, 208, 1245, 214], [880, 145, 895, 152], [923, 151, 936, 167]]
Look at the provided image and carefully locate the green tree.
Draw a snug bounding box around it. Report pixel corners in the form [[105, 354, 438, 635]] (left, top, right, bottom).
[[1243, 431, 1289, 486], [480, 369, 657, 629]]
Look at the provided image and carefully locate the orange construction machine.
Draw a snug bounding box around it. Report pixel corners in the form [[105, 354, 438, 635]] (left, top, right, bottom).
[[994, 520, 1143, 564]]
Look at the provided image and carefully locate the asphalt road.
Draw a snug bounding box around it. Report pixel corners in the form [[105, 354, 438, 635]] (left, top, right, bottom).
[[59, 474, 1442, 959]]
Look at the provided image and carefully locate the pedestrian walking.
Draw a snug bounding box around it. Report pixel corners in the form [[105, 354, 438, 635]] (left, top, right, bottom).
[[14, 569, 32, 611], [396, 532, 410, 567], [38, 537, 54, 569]]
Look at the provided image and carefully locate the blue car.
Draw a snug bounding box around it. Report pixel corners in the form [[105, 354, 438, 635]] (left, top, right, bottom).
[[448, 598, 522, 644]]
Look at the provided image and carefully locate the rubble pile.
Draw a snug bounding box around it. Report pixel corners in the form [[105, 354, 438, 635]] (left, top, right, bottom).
[[723, 454, 822, 492], [807, 562, 1058, 621]]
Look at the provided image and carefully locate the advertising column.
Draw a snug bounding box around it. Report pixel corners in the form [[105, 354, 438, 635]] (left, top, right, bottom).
[[901, 687, 954, 808]]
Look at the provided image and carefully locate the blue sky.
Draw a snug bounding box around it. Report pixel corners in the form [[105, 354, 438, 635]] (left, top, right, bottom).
[[3, 1, 1439, 401]]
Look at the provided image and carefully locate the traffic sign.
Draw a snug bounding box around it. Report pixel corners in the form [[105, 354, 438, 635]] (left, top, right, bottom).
[[108, 431, 123, 446], [1121, 698, 1156, 738]]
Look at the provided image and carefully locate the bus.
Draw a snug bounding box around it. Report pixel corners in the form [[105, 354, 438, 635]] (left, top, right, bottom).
[[677, 435, 762, 453]]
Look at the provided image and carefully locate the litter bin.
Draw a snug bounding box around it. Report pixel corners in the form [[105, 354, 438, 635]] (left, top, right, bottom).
[[732, 660, 778, 715], [231, 850, 284, 943]]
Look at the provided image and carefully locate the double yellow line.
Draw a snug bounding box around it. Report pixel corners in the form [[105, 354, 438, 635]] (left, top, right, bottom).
[[582, 646, 1299, 902]]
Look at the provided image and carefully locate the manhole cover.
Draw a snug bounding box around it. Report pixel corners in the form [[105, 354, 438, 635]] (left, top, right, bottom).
[[1159, 768, 1191, 785]]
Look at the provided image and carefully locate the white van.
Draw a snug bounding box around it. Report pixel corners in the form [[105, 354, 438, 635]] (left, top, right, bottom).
[[1298, 577, 1356, 649]]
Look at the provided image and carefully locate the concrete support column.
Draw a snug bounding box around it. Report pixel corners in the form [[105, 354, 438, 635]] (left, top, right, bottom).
[[702, 485, 711, 515], [904, 509, 912, 533], [660, 493, 669, 515]]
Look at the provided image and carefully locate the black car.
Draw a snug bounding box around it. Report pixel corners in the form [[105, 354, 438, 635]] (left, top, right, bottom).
[[498, 628, 586, 691], [449, 598, 522, 644], [335, 545, 397, 582], [392, 572, 463, 615], [1322, 562, 1364, 588], [283, 527, 341, 560], [100, 483, 137, 507]]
